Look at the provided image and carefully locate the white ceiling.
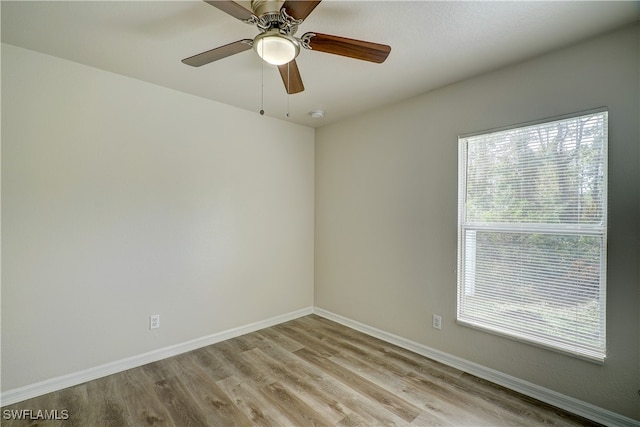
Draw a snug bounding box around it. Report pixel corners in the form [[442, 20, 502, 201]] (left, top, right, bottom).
[[2, 1, 639, 128]]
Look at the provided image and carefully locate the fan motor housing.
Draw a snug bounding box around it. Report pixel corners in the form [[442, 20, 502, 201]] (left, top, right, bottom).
[[251, 0, 280, 17]]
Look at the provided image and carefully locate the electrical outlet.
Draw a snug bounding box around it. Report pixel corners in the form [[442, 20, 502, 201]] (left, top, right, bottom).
[[150, 314, 160, 330], [432, 314, 442, 330]]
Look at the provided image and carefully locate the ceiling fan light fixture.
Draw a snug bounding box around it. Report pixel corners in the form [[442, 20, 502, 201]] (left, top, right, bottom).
[[254, 30, 299, 65]]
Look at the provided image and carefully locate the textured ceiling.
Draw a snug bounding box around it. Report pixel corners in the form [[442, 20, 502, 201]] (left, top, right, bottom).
[[2, 1, 639, 127]]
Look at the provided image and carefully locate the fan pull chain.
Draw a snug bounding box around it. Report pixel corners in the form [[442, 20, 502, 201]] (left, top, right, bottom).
[[286, 62, 290, 118], [259, 43, 265, 115]]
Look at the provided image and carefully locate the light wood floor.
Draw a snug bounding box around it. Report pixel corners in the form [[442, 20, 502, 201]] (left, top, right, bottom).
[[2, 315, 600, 426]]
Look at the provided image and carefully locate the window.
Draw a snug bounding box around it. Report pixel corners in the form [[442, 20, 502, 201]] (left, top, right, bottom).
[[457, 110, 607, 363]]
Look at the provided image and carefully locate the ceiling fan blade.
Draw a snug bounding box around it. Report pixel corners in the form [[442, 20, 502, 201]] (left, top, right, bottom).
[[182, 40, 253, 67], [304, 32, 391, 64], [277, 60, 305, 94], [203, 0, 254, 21], [281, 0, 321, 21]]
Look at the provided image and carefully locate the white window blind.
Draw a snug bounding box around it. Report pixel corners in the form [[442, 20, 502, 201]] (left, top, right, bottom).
[[457, 110, 607, 363]]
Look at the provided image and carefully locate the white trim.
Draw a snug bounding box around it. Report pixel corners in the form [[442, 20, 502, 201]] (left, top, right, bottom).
[[313, 307, 639, 427], [0, 307, 313, 407], [458, 106, 608, 139]]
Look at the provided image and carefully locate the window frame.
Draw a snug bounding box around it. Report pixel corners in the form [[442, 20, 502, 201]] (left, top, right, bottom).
[[456, 108, 608, 363]]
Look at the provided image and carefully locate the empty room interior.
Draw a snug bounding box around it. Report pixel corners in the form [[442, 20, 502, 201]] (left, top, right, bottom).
[[1, 1, 639, 425]]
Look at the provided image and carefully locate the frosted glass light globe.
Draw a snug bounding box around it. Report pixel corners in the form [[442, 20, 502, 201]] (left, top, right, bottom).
[[254, 31, 299, 65]]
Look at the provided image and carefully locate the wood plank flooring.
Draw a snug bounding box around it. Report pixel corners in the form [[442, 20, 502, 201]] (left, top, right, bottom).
[[1, 315, 600, 426]]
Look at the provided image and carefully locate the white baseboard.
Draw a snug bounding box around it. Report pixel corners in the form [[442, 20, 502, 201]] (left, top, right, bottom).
[[0, 306, 313, 407], [313, 307, 639, 427]]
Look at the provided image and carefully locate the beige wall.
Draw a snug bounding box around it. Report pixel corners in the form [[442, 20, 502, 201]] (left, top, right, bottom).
[[1, 44, 315, 391], [315, 24, 639, 419]]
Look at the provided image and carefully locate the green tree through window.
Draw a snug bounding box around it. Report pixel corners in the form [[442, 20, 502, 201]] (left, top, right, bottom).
[[457, 110, 607, 362]]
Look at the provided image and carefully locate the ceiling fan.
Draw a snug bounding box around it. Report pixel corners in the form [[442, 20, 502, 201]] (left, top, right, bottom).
[[182, 0, 391, 94]]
